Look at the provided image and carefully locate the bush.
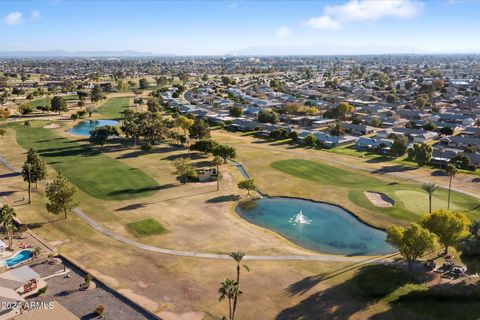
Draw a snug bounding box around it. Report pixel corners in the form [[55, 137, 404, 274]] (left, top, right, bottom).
[[37, 287, 48, 295], [141, 143, 153, 153], [94, 305, 105, 316]]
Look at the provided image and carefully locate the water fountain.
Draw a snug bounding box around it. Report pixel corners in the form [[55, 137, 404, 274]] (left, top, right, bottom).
[[289, 211, 311, 225]]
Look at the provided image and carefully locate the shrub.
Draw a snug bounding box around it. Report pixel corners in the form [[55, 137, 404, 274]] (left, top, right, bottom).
[[141, 143, 153, 153], [94, 305, 105, 316], [37, 287, 48, 295]]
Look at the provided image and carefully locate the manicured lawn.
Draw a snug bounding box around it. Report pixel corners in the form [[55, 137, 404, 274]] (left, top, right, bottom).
[[127, 218, 167, 237], [271, 159, 480, 222], [97, 97, 132, 119], [30, 94, 78, 108], [11, 121, 159, 200]]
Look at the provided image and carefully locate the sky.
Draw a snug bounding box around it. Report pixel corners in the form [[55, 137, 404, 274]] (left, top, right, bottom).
[[1, 0, 480, 55]]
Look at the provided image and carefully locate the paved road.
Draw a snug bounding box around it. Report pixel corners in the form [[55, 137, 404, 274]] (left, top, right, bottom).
[[1, 153, 390, 262]]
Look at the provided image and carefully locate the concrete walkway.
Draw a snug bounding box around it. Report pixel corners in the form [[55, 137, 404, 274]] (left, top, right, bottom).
[[0, 153, 390, 263]]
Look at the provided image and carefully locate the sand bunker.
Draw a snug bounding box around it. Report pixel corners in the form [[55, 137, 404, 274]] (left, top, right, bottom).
[[364, 191, 395, 208], [43, 123, 60, 129]]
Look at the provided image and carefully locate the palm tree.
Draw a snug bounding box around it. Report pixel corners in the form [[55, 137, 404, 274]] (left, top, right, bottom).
[[0, 205, 16, 250], [213, 156, 223, 191], [24, 120, 31, 149], [445, 164, 458, 210], [421, 182, 438, 213], [229, 252, 249, 320], [218, 279, 240, 320]]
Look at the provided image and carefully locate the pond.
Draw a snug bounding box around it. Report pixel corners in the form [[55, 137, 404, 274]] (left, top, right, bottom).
[[67, 119, 119, 136], [236, 197, 394, 256]]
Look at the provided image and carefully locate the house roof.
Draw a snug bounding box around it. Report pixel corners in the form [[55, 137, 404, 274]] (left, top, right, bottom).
[[0, 287, 25, 304], [0, 266, 40, 283]]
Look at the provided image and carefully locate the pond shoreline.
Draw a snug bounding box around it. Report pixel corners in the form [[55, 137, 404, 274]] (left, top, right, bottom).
[[235, 196, 394, 256]]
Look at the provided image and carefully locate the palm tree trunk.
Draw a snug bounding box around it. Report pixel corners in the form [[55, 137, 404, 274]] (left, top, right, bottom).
[[429, 194, 432, 213], [64, 208, 67, 219], [232, 266, 240, 320], [448, 175, 452, 210], [8, 232, 12, 250], [216, 164, 219, 191], [27, 180, 31, 204]]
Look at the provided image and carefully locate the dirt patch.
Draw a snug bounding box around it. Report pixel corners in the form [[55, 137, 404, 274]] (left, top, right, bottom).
[[158, 311, 205, 320], [43, 123, 60, 129], [118, 288, 159, 311], [364, 191, 395, 208], [89, 269, 120, 287]]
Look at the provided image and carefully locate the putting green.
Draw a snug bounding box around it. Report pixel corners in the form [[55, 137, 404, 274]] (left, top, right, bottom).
[[11, 121, 159, 201], [395, 190, 458, 214], [271, 159, 480, 223]]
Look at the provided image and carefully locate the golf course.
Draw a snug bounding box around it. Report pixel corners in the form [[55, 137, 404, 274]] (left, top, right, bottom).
[[12, 120, 159, 200]]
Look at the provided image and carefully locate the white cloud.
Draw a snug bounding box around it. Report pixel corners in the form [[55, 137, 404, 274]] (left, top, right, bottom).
[[31, 10, 41, 20], [2, 12, 23, 25], [304, 15, 342, 30], [305, 0, 423, 30], [276, 26, 291, 38]]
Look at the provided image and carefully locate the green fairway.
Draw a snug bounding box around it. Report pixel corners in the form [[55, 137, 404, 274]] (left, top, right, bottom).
[[97, 97, 132, 119], [12, 121, 159, 200], [271, 159, 480, 222], [30, 94, 78, 108], [127, 218, 167, 237]]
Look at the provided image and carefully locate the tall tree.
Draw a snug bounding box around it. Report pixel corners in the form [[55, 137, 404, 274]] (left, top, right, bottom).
[[89, 125, 118, 147], [0, 205, 16, 250], [391, 135, 408, 157], [229, 251, 249, 320], [139, 78, 150, 90], [174, 158, 196, 184], [50, 96, 68, 114], [421, 210, 469, 255], [218, 279, 240, 320], [213, 145, 236, 163], [237, 179, 257, 195], [408, 143, 432, 167], [213, 156, 223, 191], [90, 85, 104, 104], [421, 182, 438, 214], [386, 223, 437, 272], [189, 118, 211, 140], [445, 164, 458, 210], [45, 171, 79, 219], [21, 149, 47, 204]]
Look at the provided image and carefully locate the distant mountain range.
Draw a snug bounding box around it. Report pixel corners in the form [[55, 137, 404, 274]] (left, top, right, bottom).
[[227, 43, 424, 56], [0, 50, 173, 57], [0, 45, 478, 57]]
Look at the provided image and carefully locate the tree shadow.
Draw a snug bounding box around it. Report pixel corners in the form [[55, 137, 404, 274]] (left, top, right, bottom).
[[26, 218, 64, 229], [205, 194, 240, 203], [372, 165, 417, 175], [432, 170, 448, 177], [107, 184, 174, 196], [0, 190, 17, 197], [80, 313, 98, 320], [277, 264, 422, 320], [0, 172, 20, 179], [366, 156, 395, 163], [115, 202, 152, 211]]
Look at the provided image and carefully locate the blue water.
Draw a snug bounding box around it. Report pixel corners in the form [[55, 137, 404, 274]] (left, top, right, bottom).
[[6, 249, 33, 267], [236, 198, 394, 256], [67, 119, 119, 136]]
